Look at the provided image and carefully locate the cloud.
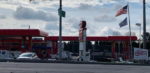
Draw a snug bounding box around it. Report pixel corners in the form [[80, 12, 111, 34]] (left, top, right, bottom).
[[44, 21, 79, 36], [14, 6, 58, 21], [67, 18, 80, 29], [109, 0, 126, 2], [78, 3, 92, 10], [45, 22, 58, 30], [147, 18, 150, 25], [113, 4, 124, 10], [124, 32, 136, 36], [100, 27, 122, 36], [0, 15, 6, 19], [94, 15, 116, 22]]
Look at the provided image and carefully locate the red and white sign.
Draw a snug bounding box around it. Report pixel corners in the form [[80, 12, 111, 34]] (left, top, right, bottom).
[[134, 48, 148, 60], [79, 29, 83, 41], [79, 21, 86, 42]]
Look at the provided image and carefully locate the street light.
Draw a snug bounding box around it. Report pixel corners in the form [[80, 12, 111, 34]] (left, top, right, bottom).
[[136, 23, 141, 48]]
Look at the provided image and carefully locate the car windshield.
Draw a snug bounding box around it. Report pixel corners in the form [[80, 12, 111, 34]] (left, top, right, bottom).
[[20, 53, 34, 57]]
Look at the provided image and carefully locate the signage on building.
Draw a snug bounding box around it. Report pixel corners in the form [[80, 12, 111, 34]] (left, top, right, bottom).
[[134, 48, 148, 60], [79, 21, 86, 42]]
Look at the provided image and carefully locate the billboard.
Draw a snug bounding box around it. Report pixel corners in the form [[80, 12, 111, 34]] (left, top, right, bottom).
[[134, 48, 148, 60]]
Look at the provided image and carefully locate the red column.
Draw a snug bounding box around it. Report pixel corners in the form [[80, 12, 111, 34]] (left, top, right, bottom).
[[28, 36, 32, 51], [21, 37, 26, 52], [52, 41, 58, 54], [123, 41, 130, 60], [112, 41, 116, 59], [127, 41, 130, 59], [122, 42, 125, 59]]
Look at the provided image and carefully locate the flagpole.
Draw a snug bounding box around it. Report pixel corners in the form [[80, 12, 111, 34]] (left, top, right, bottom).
[[127, 2, 132, 59]]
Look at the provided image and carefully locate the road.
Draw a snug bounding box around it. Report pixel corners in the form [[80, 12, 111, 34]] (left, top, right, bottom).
[[0, 62, 149, 73]]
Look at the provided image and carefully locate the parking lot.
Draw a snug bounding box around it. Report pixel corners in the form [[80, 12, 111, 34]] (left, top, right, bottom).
[[0, 62, 150, 73]]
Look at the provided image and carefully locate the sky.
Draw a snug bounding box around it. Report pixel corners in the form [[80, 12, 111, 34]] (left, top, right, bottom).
[[0, 0, 150, 37]]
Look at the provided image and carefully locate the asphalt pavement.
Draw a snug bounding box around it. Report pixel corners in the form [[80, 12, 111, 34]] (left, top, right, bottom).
[[0, 62, 150, 73]]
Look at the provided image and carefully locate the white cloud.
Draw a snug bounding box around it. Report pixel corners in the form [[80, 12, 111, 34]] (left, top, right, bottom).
[[78, 3, 93, 10], [67, 18, 80, 29], [124, 32, 136, 36], [109, 0, 126, 2], [0, 15, 7, 19], [147, 18, 150, 25], [99, 27, 122, 36], [14, 6, 58, 21], [45, 22, 58, 30], [94, 15, 116, 22]]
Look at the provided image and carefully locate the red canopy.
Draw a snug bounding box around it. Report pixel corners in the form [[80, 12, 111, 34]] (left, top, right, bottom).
[[45, 36, 137, 41], [0, 29, 48, 37]]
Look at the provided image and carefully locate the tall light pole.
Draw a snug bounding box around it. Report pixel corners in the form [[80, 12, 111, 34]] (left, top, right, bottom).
[[143, 0, 146, 49], [58, 0, 62, 59]]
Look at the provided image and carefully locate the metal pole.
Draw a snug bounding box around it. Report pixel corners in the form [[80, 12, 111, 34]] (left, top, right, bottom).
[[127, 3, 132, 59], [58, 0, 62, 59], [140, 24, 141, 48], [143, 0, 146, 49]]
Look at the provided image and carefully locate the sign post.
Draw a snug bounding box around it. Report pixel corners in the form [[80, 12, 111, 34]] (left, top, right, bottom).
[[79, 21, 87, 61]]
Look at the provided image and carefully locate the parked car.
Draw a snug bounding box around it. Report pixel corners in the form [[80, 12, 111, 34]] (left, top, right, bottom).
[[17, 52, 40, 60], [71, 53, 79, 61], [0, 50, 21, 59]]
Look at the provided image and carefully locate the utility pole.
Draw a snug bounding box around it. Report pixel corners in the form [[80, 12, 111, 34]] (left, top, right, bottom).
[[143, 0, 146, 49], [58, 0, 62, 59]]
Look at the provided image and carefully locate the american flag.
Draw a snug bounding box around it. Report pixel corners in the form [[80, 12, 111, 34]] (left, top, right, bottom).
[[116, 5, 128, 17]]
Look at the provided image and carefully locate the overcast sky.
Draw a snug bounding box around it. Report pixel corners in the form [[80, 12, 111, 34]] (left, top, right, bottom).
[[0, 0, 150, 37]]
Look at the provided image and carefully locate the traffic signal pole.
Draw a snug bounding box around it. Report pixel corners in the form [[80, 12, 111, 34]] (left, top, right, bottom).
[[58, 0, 62, 59]]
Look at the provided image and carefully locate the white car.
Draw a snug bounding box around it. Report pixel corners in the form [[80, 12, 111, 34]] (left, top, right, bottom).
[[17, 52, 40, 60]]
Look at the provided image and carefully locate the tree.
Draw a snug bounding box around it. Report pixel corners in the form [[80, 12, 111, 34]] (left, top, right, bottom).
[[132, 42, 139, 48], [141, 32, 150, 49]]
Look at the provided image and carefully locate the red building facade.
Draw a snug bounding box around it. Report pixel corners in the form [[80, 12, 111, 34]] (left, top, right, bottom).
[[0, 29, 137, 59]]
